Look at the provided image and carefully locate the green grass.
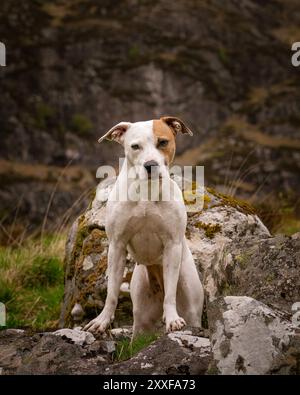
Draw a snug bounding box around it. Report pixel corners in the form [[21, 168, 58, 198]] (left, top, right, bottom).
[[275, 217, 300, 236], [113, 333, 159, 362], [0, 234, 66, 330], [22, 256, 63, 288], [256, 195, 300, 236]]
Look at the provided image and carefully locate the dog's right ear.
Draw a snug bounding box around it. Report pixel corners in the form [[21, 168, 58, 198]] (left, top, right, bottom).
[[98, 122, 131, 144]]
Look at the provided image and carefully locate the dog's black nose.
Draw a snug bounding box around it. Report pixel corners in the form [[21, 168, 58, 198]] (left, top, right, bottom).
[[144, 160, 159, 174]]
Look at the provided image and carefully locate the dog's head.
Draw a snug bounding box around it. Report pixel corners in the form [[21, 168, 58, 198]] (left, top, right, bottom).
[[98, 116, 193, 180]]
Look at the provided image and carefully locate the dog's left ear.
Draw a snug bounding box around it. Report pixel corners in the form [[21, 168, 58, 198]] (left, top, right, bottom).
[[98, 122, 131, 144], [160, 116, 193, 136]]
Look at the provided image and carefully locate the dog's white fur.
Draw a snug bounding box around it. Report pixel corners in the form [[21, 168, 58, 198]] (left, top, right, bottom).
[[84, 118, 204, 336]]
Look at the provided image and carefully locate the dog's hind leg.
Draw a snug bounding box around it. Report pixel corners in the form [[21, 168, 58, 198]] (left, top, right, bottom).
[[130, 264, 163, 338], [176, 238, 204, 327]]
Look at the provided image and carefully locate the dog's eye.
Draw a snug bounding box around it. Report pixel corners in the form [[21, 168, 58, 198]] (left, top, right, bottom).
[[131, 144, 140, 150], [158, 139, 169, 148]]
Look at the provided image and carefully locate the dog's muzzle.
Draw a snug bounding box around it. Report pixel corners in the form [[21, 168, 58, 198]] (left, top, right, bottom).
[[144, 160, 159, 177]]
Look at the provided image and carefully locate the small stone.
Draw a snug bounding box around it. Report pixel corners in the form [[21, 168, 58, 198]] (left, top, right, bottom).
[[99, 340, 116, 354], [110, 327, 132, 339], [168, 332, 211, 353], [71, 304, 84, 322], [292, 232, 300, 240], [53, 328, 95, 346], [141, 362, 153, 369], [96, 356, 106, 362], [82, 256, 94, 271], [120, 282, 130, 293]]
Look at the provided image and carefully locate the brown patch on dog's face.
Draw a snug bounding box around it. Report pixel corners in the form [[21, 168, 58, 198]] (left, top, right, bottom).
[[153, 119, 176, 165]]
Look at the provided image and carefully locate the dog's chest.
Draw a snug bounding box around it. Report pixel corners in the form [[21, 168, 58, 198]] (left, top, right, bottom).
[[126, 203, 169, 265]]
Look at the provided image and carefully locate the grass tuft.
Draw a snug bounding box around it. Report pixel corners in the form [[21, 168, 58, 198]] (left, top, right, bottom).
[[0, 278, 16, 304], [113, 333, 159, 362]]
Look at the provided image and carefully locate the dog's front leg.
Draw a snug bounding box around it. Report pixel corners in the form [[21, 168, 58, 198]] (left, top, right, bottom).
[[162, 241, 186, 332], [84, 242, 126, 333]]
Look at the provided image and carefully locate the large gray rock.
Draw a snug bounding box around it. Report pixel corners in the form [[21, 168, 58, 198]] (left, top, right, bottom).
[[208, 296, 300, 375], [209, 235, 300, 313], [60, 176, 270, 328]]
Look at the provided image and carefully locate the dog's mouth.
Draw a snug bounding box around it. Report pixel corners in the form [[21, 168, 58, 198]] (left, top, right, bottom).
[[147, 172, 162, 180]]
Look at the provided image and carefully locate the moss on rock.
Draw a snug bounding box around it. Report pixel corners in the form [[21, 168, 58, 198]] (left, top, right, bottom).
[[206, 187, 256, 216], [194, 221, 222, 239]]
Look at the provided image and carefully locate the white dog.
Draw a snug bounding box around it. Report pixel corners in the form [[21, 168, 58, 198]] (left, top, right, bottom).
[[84, 116, 204, 336]]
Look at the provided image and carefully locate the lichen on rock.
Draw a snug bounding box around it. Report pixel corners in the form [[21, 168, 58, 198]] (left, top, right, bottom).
[[208, 296, 300, 375]]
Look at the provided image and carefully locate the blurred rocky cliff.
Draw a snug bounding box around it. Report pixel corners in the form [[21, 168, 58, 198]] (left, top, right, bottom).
[[0, 0, 299, 240]]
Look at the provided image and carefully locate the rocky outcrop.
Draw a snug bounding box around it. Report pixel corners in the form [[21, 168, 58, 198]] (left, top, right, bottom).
[[207, 296, 300, 375], [1, 180, 298, 376], [0, 326, 211, 375], [59, 177, 270, 328], [0, 328, 112, 375], [52, 175, 300, 375], [2, 306, 299, 375], [51, 174, 300, 375]]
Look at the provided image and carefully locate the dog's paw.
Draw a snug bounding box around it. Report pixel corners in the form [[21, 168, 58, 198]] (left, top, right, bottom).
[[165, 316, 186, 332], [83, 312, 113, 334]]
